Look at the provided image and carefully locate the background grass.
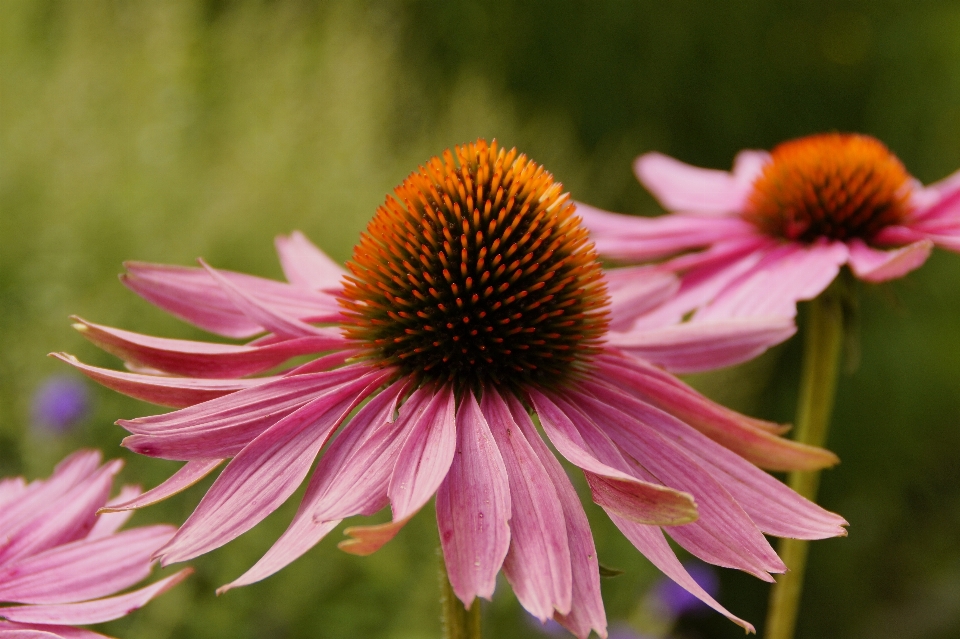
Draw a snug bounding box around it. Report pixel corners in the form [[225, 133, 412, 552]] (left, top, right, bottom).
[[1, 1, 959, 637]]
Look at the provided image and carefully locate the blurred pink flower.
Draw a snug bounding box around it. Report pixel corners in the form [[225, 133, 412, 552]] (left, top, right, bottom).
[[0, 450, 190, 639], [58, 140, 846, 636], [578, 133, 960, 327]]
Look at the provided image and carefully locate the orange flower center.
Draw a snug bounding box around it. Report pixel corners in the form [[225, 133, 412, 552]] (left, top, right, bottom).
[[340, 139, 609, 392], [744, 133, 913, 242]]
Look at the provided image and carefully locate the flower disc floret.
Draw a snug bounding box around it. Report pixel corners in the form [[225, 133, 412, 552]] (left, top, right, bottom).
[[744, 133, 913, 242], [340, 139, 610, 391]]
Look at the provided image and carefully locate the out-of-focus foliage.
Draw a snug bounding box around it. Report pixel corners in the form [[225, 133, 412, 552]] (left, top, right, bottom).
[[1, 1, 958, 638]]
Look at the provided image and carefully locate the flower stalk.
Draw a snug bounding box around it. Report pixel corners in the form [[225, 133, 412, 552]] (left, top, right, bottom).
[[440, 551, 482, 639], [764, 279, 847, 639]]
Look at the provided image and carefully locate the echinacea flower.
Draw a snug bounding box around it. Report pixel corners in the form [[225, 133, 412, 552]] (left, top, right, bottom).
[[58, 139, 846, 636], [578, 133, 960, 326], [0, 450, 190, 639]]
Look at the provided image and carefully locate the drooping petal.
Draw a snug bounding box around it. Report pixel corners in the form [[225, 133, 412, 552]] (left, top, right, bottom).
[[695, 240, 849, 321], [482, 389, 572, 622], [275, 231, 346, 291], [122, 262, 340, 339], [633, 151, 764, 215], [0, 452, 102, 542], [597, 352, 837, 471], [0, 622, 110, 639], [388, 386, 457, 522], [605, 266, 679, 331], [120, 365, 371, 459], [629, 238, 773, 330], [847, 238, 933, 282], [51, 353, 269, 408], [607, 515, 754, 633], [607, 317, 796, 373], [72, 318, 345, 379], [436, 392, 511, 607], [156, 369, 388, 564], [99, 460, 224, 512], [502, 395, 606, 639], [585, 380, 846, 540], [567, 388, 784, 580], [0, 460, 122, 566], [217, 382, 407, 592], [576, 203, 755, 262], [528, 390, 698, 526], [0, 526, 173, 605], [0, 570, 191, 626]]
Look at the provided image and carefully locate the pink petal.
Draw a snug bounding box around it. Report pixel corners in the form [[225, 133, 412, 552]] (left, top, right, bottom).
[[156, 370, 387, 564], [436, 393, 511, 607], [482, 389, 572, 622], [388, 386, 457, 522], [607, 515, 755, 633], [0, 478, 28, 510], [120, 365, 372, 459], [695, 240, 850, 321], [99, 460, 224, 512], [198, 260, 333, 339], [589, 382, 845, 539], [629, 238, 773, 330], [596, 353, 838, 472], [572, 385, 785, 580], [528, 390, 698, 526], [0, 569, 191, 626], [274, 231, 346, 291], [0, 526, 173, 604], [908, 167, 960, 222], [576, 203, 754, 262], [0, 622, 110, 639], [502, 394, 606, 639], [605, 266, 679, 332], [847, 239, 934, 282], [72, 318, 345, 379], [217, 382, 407, 592], [0, 453, 102, 543], [122, 262, 340, 339], [608, 316, 796, 373], [633, 151, 764, 215], [52, 353, 269, 409], [86, 485, 142, 538], [0, 461, 122, 567]]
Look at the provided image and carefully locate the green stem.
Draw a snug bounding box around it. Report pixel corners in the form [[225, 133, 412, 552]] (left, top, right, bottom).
[[439, 551, 481, 639], [764, 283, 846, 639]]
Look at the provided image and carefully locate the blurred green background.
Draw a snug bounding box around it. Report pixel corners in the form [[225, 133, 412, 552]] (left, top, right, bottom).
[[2, 1, 959, 638]]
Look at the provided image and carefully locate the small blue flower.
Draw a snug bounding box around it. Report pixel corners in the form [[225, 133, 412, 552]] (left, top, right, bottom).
[[31, 374, 91, 433]]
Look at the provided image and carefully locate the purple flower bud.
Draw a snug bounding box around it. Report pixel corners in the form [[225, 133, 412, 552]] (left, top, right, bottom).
[[651, 562, 720, 618], [31, 375, 91, 433]]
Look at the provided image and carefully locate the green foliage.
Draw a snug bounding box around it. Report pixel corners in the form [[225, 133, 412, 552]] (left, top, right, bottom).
[[1, 1, 958, 638]]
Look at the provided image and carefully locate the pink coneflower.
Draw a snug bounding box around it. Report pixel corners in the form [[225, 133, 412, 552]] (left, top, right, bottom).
[[0, 450, 190, 639], [58, 139, 846, 636], [577, 133, 960, 326]]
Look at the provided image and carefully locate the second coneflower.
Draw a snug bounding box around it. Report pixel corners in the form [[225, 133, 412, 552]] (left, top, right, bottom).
[[58, 139, 846, 637]]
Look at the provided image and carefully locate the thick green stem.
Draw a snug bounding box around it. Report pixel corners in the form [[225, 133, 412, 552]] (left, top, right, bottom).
[[764, 285, 846, 639], [439, 551, 481, 639]]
